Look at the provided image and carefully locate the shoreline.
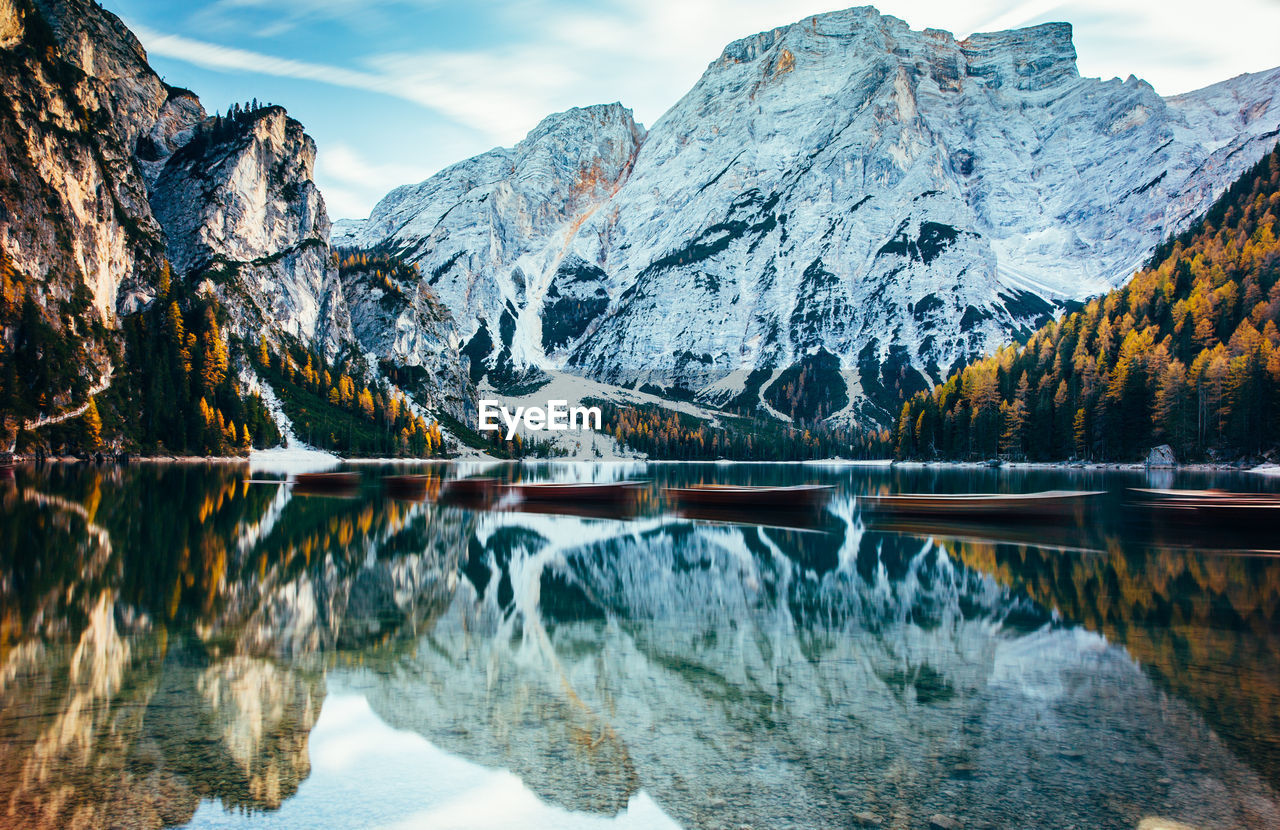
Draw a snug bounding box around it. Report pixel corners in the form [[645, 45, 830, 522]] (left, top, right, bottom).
[[7, 454, 1277, 475]]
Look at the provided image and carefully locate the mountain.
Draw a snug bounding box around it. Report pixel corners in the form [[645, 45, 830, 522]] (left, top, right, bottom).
[[0, 0, 473, 454], [344, 6, 1280, 425], [894, 142, 1280, 462]]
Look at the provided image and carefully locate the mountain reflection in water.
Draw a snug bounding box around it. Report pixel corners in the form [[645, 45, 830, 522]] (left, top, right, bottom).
[[0, 462, 1278, 829]]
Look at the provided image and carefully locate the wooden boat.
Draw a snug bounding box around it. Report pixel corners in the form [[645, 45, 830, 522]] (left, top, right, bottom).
[[860, 490, 1103, 521], [1129, 487, 1280, 502], [440, 477, 499, 499], [505, 481, 647, 503], [293, 471, 360, 494], [1128, 487, 1280, 527], [383, 474, 439, 500], [663, 484, 833, 510]]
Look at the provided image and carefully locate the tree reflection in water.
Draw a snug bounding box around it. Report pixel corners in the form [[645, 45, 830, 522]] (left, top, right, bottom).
[[0, 463, 1277, 829]]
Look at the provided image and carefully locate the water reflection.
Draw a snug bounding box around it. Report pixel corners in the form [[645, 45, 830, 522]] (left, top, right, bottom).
[[1, 463, 1278, 829]]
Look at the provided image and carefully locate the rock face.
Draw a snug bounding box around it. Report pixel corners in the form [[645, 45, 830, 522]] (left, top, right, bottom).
[[364, 103, 645, 390], [340, 260, 476, 420], [150, 107, 354, 359], [0, 0, 170, 328], [348, 7, 1280, 423], [0, 0, 474, 424]]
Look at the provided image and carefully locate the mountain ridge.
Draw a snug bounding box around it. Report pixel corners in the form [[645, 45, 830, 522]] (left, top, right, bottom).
[[0, 0, 476, 453], [342, 6, 1280, 426]]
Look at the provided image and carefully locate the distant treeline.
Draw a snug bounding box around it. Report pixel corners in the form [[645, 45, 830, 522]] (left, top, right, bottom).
[[895, 144, 1280, 462], [594, 399, 892, 461]]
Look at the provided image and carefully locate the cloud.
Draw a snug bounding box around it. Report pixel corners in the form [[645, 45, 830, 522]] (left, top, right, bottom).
[[192, 0, 446, 36], [132, 24, 585, 144], [133, 25, 406, 99], [318, 144, 431, 192], [135, 0, 1280, 217], [316, 144, 439, 218]]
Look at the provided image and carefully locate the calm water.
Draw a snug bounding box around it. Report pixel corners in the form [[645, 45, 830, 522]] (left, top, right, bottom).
[[1, 462, 1279, 830]]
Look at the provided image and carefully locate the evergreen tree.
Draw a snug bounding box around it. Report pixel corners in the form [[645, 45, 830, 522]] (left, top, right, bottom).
[[895, 143, 1280, 461]]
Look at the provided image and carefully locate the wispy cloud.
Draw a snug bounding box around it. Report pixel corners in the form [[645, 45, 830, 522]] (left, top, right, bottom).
[[316, 143, 437, 217], [191, 0, 446, 36], [131, 0, 1280, 218], [134, 26, 404, 99], [132, 24, 588, 144]]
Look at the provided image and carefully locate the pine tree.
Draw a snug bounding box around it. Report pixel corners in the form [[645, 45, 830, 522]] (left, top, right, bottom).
[[894, 142, 1280, 462]]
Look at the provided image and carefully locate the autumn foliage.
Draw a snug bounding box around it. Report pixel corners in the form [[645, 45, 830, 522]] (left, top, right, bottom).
[[595, 399, 891, 461], [254, 339, 444, 457], [896, 144, 1280, 461]]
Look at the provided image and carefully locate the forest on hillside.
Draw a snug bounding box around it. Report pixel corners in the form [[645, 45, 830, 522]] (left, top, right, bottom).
[[2, 262, 281, 456], [594, 399, 892, 461], [1, 251, 455, 458], [249, 337, 445, 458], [895, 144, 1280, 463]]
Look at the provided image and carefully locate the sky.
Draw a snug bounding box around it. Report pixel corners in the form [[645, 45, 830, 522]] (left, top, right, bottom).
[[105, 0, 1280, 221]]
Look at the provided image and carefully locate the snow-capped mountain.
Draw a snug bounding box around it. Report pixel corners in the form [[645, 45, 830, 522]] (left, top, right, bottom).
[[344, 7, 1280, 423]]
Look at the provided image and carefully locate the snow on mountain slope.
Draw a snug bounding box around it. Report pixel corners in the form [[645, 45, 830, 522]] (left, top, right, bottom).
[[347, 6, 1280, 425], [354, 103, 644, 390]]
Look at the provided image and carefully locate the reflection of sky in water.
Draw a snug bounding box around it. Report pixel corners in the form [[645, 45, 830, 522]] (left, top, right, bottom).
[[184, 693, 680, 830]]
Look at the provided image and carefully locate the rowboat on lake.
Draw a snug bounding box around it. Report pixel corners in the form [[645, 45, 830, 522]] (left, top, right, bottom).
[[382, 474, 440, 500], [860, 490, 1103, 521], [440, 477, 500, 500], [663, 484, 833, 510], [293, 471, 360, 495], [505, 481, 648, 503], [1127, 487, 1280, 526], [1129, 487, 1280, 502]]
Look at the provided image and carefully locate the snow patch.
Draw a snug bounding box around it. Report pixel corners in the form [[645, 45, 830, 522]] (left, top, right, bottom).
[[249, 447, 340, 475]]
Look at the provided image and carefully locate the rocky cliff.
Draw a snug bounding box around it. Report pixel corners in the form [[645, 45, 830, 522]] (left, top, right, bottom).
[[0, 0, 170, 423], [346, 7, 1280, 424], [150, 106, 355, 360], [360, 103, 645, 392], [338, 253, 475, 420], [0, 0, 474, 439]]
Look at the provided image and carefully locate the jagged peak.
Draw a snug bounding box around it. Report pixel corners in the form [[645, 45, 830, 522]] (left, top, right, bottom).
[[707, 6, 1079, 94], [32, 0, 158, 81], [960, 21, 1078, 91], [714, 6, 904, 66], [520, 102, 646, 148]]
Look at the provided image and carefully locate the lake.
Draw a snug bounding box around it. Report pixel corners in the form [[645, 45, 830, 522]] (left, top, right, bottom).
[[1, 461, 1278, 830]]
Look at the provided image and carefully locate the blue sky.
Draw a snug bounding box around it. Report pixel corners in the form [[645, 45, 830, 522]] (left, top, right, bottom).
[[107, 0, 1280, 220]]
